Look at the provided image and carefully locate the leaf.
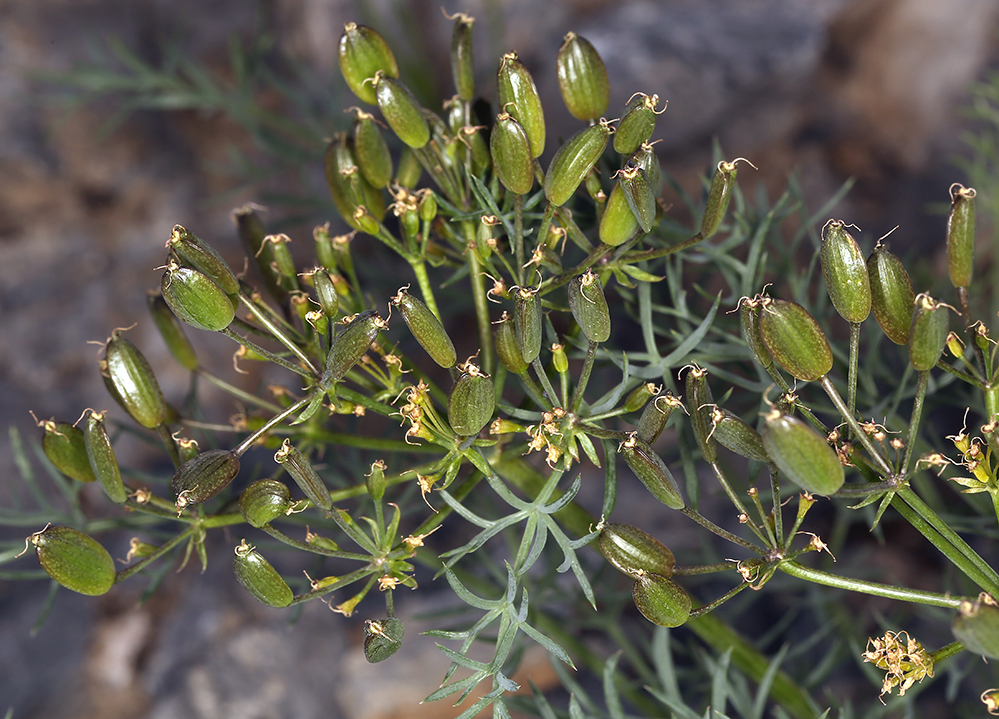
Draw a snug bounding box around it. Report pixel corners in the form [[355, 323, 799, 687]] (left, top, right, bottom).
[[519, 620, 575, 669], [619, 264, 665, 282]]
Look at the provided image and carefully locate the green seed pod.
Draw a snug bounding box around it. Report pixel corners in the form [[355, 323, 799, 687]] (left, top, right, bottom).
[[448, 365, 495, 437], [84, 411, 126, 504], [395, 146, 423, 188], [685, 366, 717, 463], [761, 410, 843, 495], [568, 270, 611, 343], [324, 310, 387, 382], [867, 241, 915, 345], [233, 539, 293, 608], [41, 421, 96, 483], [491, 112, 534, 196], [624, 382, 658, 413], [628, 143, 661, 201], [556, 32, 609, 122], [372, 72, 429, 149], [617, 162, 656, 234], [758, 298, 833, 382], [366, 460, 387, 502], [551, 344, 568, 373], [390, 287, 456, 368], [636, 392, 681, 444], [619, 434, 684, 509], [312, 268, 339, 319], [166, 224, 239, 295], [909, 294, 950, 372], [338, 23, 399, 106], [239, 479, 292, 528], [599, 181, 639, 247], [599, 523, 675, 577], [494, 312, 529, 374], [740, 297, 772, 369], [544, 121, 611, 207], [324, 134, 386, 234], [418, 189, 437, 223], [632, 573, 691, 628], [176, 435, 200, 464], [450, 13, 475, 101], [614, 94, 660, 155], [172, 449, 241, 511], [103, 333, 168, 429], [352, 110, 393, 189], [701, 159, 742, 239], [513, 285, 543, 364], [364, 617, 405, 663], [148, 293, 198, 371], [820, 220, 871, 324], [31, 526, 115, 596], [947, 183, 976, 289], [275, 439, 333, 512], [161, 261, 235, 332], [709, 407, 769, 463], [497, 52, 546, 157], [952, 594, 999, 659], [314, 223, 337, 273], [233, 204, 287, 304]]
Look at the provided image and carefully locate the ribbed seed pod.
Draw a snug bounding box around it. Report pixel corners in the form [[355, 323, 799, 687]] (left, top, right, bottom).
[[685, 367, 717, 463], [947, 183, 976, 289], [166, 224, 239, 295], [494, 312, 529, 374], [740, 298, 772, 369], [103, 333, 167, 429], [364, 617, 405, 663], [599, 523, 675, 577], [628, 143, 661, 201], [148, 293, 198, 370], [513, 286, 543, 364], [391, 287, 456, 368], [624, 382, 658, 413], [497, 52, 546, 157], [275, 439, 333, 512], [338, 23, 399, 106], [867, 242, 915, 345], [619, 434, 684, 509], [84, 411, 126, 504], [761, 410, 844, 495], [42, 422, 96, 483], [324, 310, 387, 382], [239, 479, 292, 528], [352, 110, 393, 189], [758, 298, 832, 382], [450, 13, 475, 101], [233, 540, 293, 608], [365, 460, 387, 502], [491, 112, 534, 195], [599, 181, 639, 247], [324, 134, 386, 234], [418, 189, 437, 222], [172, 449, 240, 510], [617, 162, 656, 234], [710, 407, 769, 463], [952, 594, 999, 659], [614, 94, 660, 155], [544, 121, 611, 207], [820, 220, 871, 324], [448, 366, 495, 437], [31, 526, 115, 596], [701, 160, 740, 239], [636, 392, 680, 444], [395, 147, 423, 188], [909, 294, 949, 372], [373, 73, 429, 149], [312, 268, 339, 319], [556, 32, 609, 121], [568, 270, 611, 343], [632, 573, 691, 628], [161, 262, 235, 332]]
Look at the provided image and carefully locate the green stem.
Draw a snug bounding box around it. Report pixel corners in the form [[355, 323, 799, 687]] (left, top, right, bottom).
[[569, 340, 598, 414], [220, 326, 314, 379], [233, 395, 313, 456], [532, 357, 560, 408], [621, 230, 704, 264], [779, 560, 967, 608], [536, 202, 555, 254], [236, 294, 318, 376], [679, 506, 764, 555], [687, 581, 751, 620], [513, 194, 525, 284], [259, 524, 371, 561], [156, 424, 182, 468], [115, 526, 195, 583], [819, 375, 893, 476], [847, 321, 861, 423], [708, 461, 770, 546], [196, 369, 285, 413], [901, 370, 929, 477], [935, 359, 985, 388], [289, 565, 376, 605], [554, 206, 593, 251], [466, 236, 494, 376], [408, 257, 440, 320]]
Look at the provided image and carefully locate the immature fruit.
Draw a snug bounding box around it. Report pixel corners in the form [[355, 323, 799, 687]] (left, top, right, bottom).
[[614, 93, 660, 155], [758, 298, 832, 382], [636, 392, 682, 444], [373, 73, 429, 149], [312, 268, 339, 319], [701, 160, 741, 238], [494, 312, 529, 374], [84, 411, 126, 504], [233, 204, 287, 304], [867, 242, 915, 345], [909, 294, 949, 372], [556, 32, 609, 121], [761, 410, 843, 495], [629, 143, 661, 199], [632, 573, 691, 628], [42, 422, 96, 483], [166, 224, 239, 295], [338, 23, 399, 106], [544, 121, 611, 207], [449, 13, 475, 101], [820, 220, 871, 324], [619, 434, 684, 509], [740, 298, 772, 369], [275, 439, 333, 512], [395, 147, 423, 188], [617, 162, 656, 234], [513, 286, 543, 364], [946, 183, 976, 289], [352, 110, 393, 189], [497, 52, 545, 157], [31, 526, 116, 596], [599, 181, 639, 247], [239, 479, 292, 528], [448, 365, 495, 437], [324, 133, 386, 234], [172, 449, 241, 511], [161, 262, 235, 332], [391, 287, 456, 368], [624, 382, 658, 413], [568, 270, 611, 343], [685, 366, 717, 463], [148, 293, 198, 370], [709, 407, 769, 463], [952, 593, 999, 659], [233, 540, 293, 608], [599, 523, 675, 577], [324, 310, 387, 383], [103, 333, 168, 429], [491, 113, 534, 196], [364, 617, 405, 663]]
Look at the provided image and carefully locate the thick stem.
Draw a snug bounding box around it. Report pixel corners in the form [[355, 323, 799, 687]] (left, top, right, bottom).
[[779, 560, 966, 608]]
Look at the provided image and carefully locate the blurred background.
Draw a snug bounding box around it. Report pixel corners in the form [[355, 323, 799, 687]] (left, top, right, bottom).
[[2, 0, 999, 716]]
